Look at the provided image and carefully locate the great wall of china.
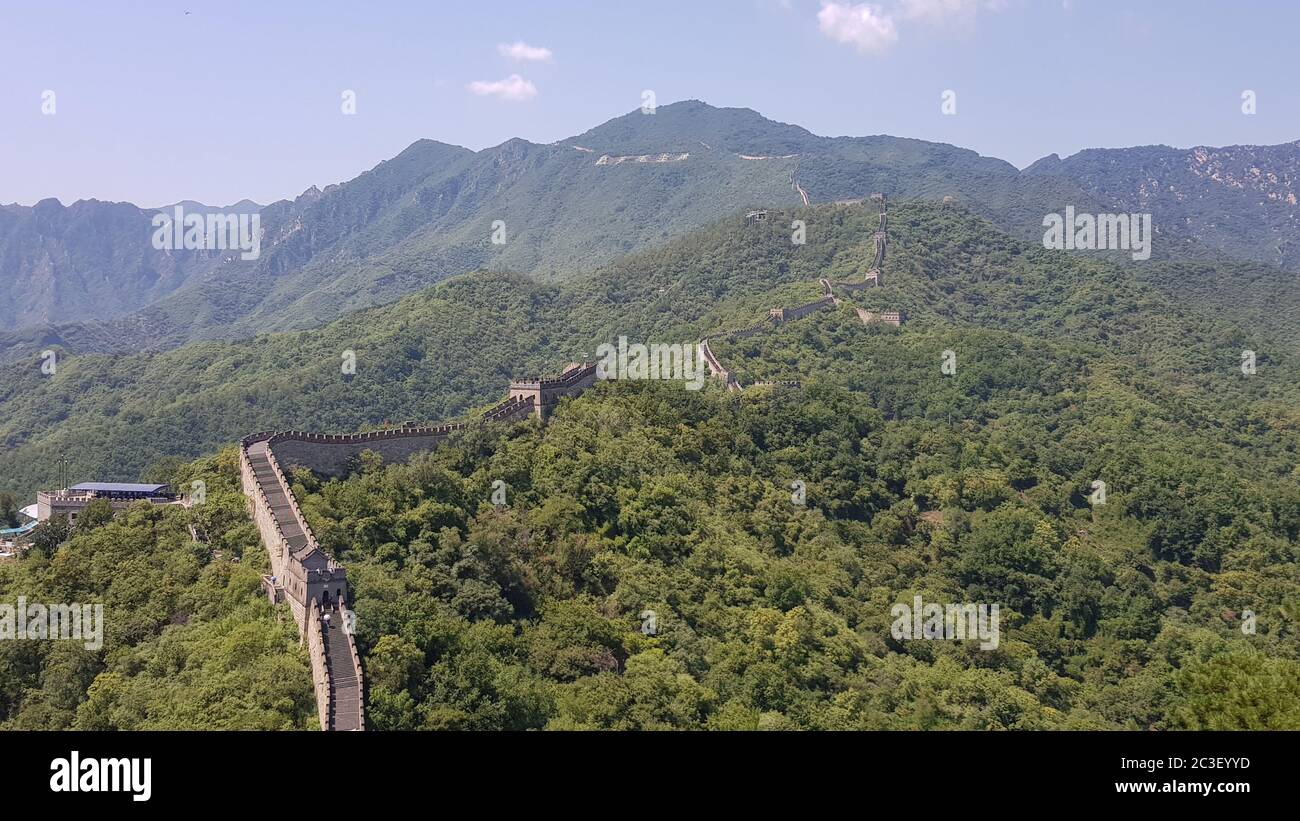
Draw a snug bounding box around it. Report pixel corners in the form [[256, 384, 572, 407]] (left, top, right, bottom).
[[239, 364, 598, 730], [700, 193, 901, 391], [237, 189, 899, 729]]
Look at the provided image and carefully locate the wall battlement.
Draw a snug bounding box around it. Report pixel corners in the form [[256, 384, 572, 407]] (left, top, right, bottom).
[[769, 295, 835, 324], [857, 308, 904, 326], [509, 362, 599, 419]]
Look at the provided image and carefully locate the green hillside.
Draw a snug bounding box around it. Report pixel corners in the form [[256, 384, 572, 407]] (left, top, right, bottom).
[[0, 450, 315, 730], [0, 101, 1120, 363], [4, 199, 1299, 499], [3, 196, 1299, 730], [299, 376, 1300, 730], [5, 361, 1297, 729]]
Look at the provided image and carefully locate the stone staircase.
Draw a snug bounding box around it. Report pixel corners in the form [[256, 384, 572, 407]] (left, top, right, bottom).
[[246, 441, 310, 554], [322, 607, 362, 731], [239, 362, 600, 731]]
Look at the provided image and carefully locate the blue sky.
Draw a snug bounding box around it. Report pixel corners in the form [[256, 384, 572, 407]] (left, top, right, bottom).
[[2, 0, 1297, 207]]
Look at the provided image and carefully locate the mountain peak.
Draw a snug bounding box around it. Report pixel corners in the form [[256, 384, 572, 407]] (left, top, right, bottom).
[[562, 99, 814, 156]]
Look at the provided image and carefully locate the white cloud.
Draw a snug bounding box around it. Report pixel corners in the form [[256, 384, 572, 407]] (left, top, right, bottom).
[[817, 3, 899, 55], [498, 41, 553, 61], [467, 74, 538, 102], [818, 0, 1008, 55]]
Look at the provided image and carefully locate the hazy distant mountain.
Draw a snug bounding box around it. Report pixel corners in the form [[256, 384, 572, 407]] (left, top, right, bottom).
[[2, 101, 1295, 363], [1025, 140, 1300, 270], [0, 197, 264, 332], [149, 199, 263, 214], [0, 199, 209, 329]]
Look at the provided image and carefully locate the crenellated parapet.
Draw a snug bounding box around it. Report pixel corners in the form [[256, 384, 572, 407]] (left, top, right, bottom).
[[700, 337, 742, 390], [306, 599, 331, 730], [769, 295, 836, 324], [509, 362, 599, 419]]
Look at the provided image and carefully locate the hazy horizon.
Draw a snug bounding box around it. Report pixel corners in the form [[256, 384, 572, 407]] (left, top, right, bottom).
[[9, 97, 1300, 211]]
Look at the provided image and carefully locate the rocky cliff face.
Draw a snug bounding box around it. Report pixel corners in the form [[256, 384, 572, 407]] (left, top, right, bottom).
[[0, 198, 229, 328], [1025, 140, 1300, 270]]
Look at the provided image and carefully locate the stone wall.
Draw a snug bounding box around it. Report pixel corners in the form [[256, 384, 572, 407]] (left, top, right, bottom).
[[241, 434, 355, 727], [700, 338, 739, 389], [238, 363, 599, 730], [702, 195, 898, 389], [339, 591, 366, 731], [770, 295, 834, 323], [510, 363, 599, 419], [239, 444, 289, 580], [482, 394, 536, 423], [857, 308, 904, 326], [306, 601, 330, 731], [832, 279, 873, 293], [729, 321, 773, 340], [269, 428, 460, 477]]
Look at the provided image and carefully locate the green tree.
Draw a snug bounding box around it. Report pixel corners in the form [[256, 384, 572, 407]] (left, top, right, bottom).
[[28, 516, 71, 558], [76, 499, 117, 532], [1170, 651, 1300, 730]]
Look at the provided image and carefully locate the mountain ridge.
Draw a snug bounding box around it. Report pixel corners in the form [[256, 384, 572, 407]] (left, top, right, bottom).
[[3, 101, 1298, 363], [4, 197, 1297, 498]]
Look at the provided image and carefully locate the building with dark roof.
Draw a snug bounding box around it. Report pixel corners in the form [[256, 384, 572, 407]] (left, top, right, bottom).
[[37, 482, 181, 524]]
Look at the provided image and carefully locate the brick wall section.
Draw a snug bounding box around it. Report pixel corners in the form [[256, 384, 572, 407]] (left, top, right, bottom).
[[703, 195, 899, 387], [239, 365, 596, 730], [306, 600, 330, 730], [769, 295, 835, 323], [261, 445, 348, 633], [509, 363, 599, 419], [729, 321, 773, 340], [703, 338, 740, 390], [269, 428, 461, 478], [338, 591, 366, 731], [833, 279, 873, 293], [856, 308, 904, 326]]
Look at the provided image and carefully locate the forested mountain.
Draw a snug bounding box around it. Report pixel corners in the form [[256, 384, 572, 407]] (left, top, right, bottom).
[[4, 199, 1299, 499], [7, 102, 1295, 364], [4, 196, 1299, 727]]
